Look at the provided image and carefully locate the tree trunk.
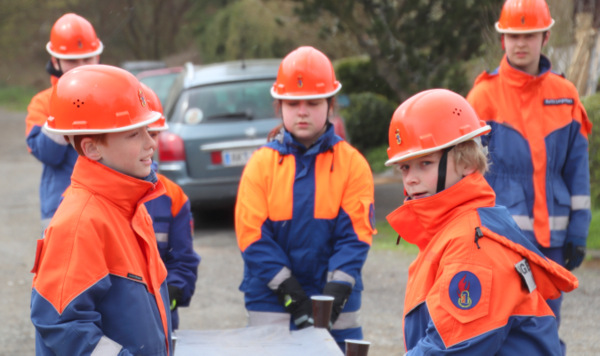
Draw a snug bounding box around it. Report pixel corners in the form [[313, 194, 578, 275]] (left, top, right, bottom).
[[567, 12, 598, 96]]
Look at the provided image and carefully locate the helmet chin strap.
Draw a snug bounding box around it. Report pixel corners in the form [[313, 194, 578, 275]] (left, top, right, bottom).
[[436, 147, 454, 193], [46, 59, 63, 78]]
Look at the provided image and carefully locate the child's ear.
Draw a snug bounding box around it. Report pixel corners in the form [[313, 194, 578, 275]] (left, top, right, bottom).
[[543, 31, 550, 47], [80, 137, 102, 161], [461, 165, 476, 177]]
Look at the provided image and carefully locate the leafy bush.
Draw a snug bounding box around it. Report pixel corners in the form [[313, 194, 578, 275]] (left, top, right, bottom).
[[340, 92, 397, 154], [582, 93, 600, 208], [363, 145, 390, 174], [334, 56, 396, 101]]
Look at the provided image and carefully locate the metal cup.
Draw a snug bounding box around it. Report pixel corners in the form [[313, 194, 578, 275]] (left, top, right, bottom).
[[345, 339, 370, 356], [311, 295, 334, 329]]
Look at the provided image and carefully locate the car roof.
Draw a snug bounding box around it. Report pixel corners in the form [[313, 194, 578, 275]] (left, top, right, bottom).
[[182, 59, 282, 88], [136, 66, 183, 79], [120, 60, 167, 75]]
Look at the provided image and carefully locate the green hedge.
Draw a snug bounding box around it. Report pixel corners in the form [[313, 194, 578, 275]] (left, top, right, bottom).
[[334, 56, 396, 100], [340, 92, 397, 154]]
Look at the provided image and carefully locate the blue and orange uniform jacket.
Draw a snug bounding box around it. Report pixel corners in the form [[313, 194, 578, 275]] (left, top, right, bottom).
[[235, 125, 375, 338], [31, 157, 173, 356], [387, 172, 578, 355], [25, 76, 78, 226], [145, 172, 200, 329], [467, 55, 592, 249]]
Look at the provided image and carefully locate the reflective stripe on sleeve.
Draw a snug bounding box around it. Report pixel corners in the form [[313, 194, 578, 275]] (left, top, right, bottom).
[[572, 195, 591, 210], [267, 266, 292, 291], [332, 311, 360, 330], [327, 270, 356, 287], [91, 336, 122, 356]]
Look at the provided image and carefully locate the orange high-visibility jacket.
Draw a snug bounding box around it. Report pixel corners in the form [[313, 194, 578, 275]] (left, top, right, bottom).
[[467, 55, 592, 249], [235, 126, 375, 342], [31, 156, 173, 355], [387, 172, 577, 355]]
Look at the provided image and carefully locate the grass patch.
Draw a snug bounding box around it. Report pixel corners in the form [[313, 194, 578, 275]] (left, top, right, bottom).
[[363, 145, 389, 174], [371, 210, 600, 253], [588, 209, 600, 250], [372, 220, 418, 254], [0, 85, 37, 111]]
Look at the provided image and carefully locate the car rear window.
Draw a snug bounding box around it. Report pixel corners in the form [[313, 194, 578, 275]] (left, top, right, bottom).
[[173, 79, 276, 124]]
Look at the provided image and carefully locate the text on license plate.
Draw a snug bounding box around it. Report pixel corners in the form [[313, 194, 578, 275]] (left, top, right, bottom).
[[222, 148, 257, 167]]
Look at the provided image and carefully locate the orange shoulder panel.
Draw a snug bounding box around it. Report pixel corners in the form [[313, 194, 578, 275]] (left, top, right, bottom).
[[235, 148, 295, 252], [157, 173, 188, 217], [25, 87, 53, 137], [32, 193, 110, 313], [315, 142, 375, 245]]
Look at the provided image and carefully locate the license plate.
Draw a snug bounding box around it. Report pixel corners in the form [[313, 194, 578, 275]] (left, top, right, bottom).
[[222, 148, 257, 167]]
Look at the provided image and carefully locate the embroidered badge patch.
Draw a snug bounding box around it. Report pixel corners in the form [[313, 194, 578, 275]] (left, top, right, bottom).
[[138, 89, 147, 107], [449, 271, 482, 310]]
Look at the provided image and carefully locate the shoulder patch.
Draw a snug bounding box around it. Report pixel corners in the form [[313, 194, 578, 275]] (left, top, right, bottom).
[[436, 263, 492, 324], [449, 271, 481, 310]]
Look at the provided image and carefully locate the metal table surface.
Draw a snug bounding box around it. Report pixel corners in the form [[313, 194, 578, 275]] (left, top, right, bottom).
[[174, 325, 344, 356]]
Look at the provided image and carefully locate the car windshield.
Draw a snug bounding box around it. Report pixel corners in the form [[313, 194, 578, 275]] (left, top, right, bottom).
[[139, 73, 181, 105], [174, 79, 276, 124]]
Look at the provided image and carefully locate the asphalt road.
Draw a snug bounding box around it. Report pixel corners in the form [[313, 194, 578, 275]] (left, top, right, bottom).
[[1, 107, 599, 355]]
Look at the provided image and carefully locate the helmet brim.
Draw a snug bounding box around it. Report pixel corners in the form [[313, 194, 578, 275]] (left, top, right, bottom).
[[385, 125, 491, 166], [495, 20, 554, 34], [44, 110, 161, 135], [270, 83, 342, 100], [46, 41, 104, 60]]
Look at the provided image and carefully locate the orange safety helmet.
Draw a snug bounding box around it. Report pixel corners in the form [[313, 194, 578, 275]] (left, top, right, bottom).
[[142, 83, 169, 132], [385, 89, 491, 166], [46, 13, 104, 59], [271, 46, 342, 100], [495, 0, 554, 34], [45, 65, 161, 135]]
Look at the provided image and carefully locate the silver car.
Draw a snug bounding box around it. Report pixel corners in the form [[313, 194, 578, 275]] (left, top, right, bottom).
[[157, 59, 282, 209]]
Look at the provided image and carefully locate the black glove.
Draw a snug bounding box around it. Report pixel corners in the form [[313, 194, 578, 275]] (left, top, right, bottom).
[[323, 281, 352, 325], [168, 285, 184, 311], [276, 276, 314, 329], [564, 242, 586, 271]]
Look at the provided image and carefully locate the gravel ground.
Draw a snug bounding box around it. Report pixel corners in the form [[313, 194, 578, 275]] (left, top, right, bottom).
[[1, 107, 599, 355]]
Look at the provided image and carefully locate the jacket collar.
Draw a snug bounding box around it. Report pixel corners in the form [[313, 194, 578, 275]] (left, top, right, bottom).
[[386, 172, 496, 250], [70, 156, 165, 215], [269, 123, 340, 155], [498, 54, 551, 88]]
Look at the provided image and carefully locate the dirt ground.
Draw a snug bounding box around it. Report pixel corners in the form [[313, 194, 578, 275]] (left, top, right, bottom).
[[1, 107, 599, 355]]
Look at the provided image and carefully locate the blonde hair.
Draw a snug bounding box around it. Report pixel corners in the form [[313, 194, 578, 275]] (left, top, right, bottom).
[[451, 139, 488, 174]]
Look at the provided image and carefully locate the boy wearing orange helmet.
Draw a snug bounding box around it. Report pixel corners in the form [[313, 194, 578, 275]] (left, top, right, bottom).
[[467, 1, 592, 352], [25, 13, 103, 230], [144, 84, 201, 331], [235, 46, 376, 350], [30, 65, 173, 355], [386, 88, 578, 355]]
